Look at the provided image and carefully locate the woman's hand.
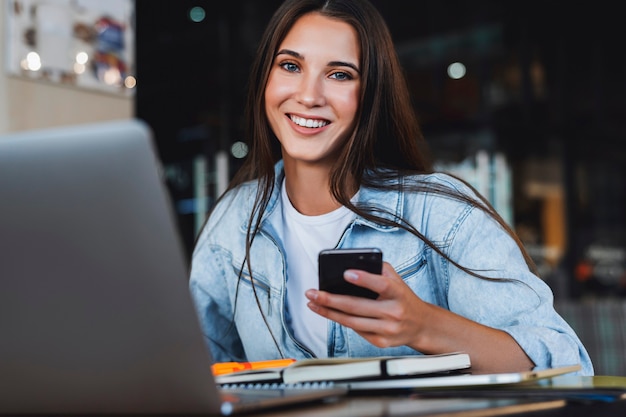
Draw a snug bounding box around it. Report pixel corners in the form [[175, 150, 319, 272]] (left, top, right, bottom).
[[305, 261, 535, 373], [306, 261, 428, 349]]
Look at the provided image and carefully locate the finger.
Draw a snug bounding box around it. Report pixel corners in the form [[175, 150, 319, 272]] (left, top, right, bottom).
[[381, 261, 398, 278], [307, 300, 378, 328], [307, 296, 410, 344], [307, 287, 375, 311], [345, 261, 399, 298], [306, 287, 383, 319], [308, 302, 406, 348], [308, 299, 400, 343]]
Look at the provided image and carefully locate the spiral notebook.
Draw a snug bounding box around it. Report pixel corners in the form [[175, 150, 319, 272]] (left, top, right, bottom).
[[0, 119, 347, 415]]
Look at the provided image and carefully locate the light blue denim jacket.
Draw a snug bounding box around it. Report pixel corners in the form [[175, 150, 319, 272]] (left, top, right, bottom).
[[189, 161, 593, 375]]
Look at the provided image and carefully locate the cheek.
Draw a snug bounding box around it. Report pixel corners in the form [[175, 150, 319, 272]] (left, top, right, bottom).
[[334, 88, 360, 120], [265, 73, 291, 109], [264, 80, 279, 128], [264, 85, 277, 113]]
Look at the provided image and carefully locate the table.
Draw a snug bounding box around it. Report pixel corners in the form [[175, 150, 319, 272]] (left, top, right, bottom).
[[260, 394, 625, 417], [261, 375, 626, 417]]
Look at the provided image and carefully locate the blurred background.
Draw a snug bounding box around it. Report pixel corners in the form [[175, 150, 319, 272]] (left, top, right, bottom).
[[133, 0, 625, 302], [1, 0, 624, 374]]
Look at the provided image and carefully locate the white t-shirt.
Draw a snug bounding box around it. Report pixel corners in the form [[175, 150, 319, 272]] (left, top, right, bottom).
[[281, 180, 355, 358]]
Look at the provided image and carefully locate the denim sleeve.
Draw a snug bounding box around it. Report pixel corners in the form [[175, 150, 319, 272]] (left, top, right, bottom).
[[442, 205, 594, 375]]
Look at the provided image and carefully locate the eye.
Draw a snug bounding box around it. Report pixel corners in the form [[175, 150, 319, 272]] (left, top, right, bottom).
[[330, 71, 353, 81], [280, 62, 300, 73]]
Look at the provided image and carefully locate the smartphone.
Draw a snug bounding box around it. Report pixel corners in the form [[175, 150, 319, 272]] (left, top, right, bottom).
[[318, 248, 382, 299]]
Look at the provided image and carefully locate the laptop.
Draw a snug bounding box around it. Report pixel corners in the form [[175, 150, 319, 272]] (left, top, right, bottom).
[[0, 119, 347, 415]]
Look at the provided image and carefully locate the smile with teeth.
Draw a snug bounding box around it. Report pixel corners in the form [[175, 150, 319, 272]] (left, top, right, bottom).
[[289, 115, 329, 128]]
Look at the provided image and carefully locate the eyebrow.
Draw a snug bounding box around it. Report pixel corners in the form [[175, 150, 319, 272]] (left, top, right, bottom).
[[276, 49, 360, 74]]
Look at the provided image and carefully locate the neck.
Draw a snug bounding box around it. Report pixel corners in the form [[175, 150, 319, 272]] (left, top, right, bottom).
[[282, 160, 354, 216]]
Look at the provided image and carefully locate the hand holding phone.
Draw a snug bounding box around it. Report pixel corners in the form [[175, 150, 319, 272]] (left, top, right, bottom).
[[318, 248, 382, 299]]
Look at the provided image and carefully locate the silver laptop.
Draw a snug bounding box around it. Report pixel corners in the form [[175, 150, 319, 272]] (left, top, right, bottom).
[[0, 119, 346, 415]]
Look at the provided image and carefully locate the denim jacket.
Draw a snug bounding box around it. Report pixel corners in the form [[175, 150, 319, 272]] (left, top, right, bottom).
[[189, 161, 593, 375]]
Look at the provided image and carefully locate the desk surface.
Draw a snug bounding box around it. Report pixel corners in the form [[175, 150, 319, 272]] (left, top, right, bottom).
[[260, 375, 626, 417], [261, 394, 625, 417]]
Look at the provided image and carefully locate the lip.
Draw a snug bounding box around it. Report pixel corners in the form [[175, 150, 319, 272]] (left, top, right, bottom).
[[286, 113, 330, 134]]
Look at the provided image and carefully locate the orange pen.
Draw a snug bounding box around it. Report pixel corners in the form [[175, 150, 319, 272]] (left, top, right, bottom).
[[211, 358, 297, 376]]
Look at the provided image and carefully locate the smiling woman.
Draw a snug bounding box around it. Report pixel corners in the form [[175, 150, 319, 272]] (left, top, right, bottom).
[[188, 0, 594, 377], [264, 12, 361, 208]]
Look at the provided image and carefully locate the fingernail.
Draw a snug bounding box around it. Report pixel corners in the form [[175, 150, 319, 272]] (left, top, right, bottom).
[[305, 289, 318, 301], [344, 270, 358, 282]]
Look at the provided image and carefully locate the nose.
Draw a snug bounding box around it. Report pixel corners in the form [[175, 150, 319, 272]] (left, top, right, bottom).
[[295, 74, 326, 107]]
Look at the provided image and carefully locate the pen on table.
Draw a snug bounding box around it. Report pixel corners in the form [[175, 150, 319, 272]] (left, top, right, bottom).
[[211, 358, 297, 376]]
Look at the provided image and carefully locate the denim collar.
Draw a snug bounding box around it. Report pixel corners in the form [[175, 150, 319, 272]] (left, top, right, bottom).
[[239, 160, 403, 234]]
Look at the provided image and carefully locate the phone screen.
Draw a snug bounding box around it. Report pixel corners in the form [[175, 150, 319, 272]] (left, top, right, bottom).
[[318, 248, 382, 299]]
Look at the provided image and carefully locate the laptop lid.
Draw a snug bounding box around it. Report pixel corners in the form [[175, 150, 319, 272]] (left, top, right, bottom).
[[0, 119, 345, 415]]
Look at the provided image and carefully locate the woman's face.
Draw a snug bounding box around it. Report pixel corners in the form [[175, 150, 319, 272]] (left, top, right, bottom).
[[264, 12, 361, 168]]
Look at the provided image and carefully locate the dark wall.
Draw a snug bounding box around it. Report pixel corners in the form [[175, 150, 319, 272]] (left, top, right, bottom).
[[135, 0, 626, 298]]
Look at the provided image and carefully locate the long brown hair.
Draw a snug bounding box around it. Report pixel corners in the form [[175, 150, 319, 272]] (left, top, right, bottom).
[[204, 0, 536, 355]]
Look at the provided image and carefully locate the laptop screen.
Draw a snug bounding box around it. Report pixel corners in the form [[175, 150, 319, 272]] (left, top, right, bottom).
[[0, 119, 224, 414]]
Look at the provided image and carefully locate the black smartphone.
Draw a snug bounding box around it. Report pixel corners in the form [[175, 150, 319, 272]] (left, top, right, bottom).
[[318, 248, 382, 299]]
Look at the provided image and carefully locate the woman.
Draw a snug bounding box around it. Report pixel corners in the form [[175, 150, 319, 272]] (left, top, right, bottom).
[[189, 0, 593, 375]]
